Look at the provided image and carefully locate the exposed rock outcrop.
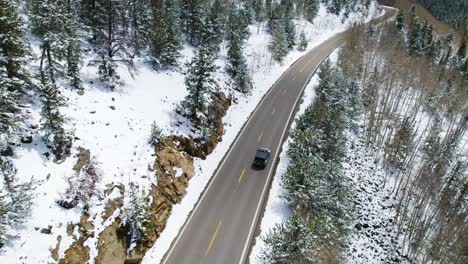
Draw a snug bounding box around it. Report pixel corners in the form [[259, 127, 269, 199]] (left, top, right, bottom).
[[59, 91, 231, 263]]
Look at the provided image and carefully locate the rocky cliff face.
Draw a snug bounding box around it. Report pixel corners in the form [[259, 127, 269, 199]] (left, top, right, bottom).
[[58, 92, 231, 263]]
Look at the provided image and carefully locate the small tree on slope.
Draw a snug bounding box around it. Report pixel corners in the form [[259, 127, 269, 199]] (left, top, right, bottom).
[[259, 214, 315, 263], [122, 183, 150, 247], [269, 24, 289, 62], [0, 157, 35, 246], [178, 44, 218, 127], [0, 0, 30, 149], [39, 73, 72, 160], [226, 9, 252, 94]]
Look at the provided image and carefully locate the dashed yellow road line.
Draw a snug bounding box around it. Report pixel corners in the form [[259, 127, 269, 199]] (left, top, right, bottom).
[[206, 221, 222, 255], [299, 67, 304, 73], [292, 76, 297, 80], [257, 131, 264, 143], [272, 107, 277, 115], [238, 168, 246, 184]]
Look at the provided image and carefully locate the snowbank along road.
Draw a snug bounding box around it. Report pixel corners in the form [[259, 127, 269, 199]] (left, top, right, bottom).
[[162, 8, 396, 264]]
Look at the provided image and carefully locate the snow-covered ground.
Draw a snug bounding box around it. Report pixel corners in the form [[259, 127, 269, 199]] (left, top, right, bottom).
[[1, 2, 383, 264]]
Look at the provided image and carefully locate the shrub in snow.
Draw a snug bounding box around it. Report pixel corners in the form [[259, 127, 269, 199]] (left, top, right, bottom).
[[63, 157, 102, 207], [0, 157, 36, 247]]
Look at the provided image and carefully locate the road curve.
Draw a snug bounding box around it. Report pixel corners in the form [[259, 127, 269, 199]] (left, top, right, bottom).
[[161, 9, 395, 264]]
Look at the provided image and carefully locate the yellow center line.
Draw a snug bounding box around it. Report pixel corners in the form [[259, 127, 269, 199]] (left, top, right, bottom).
[[257, 131, 264, 143], [206, 221, 222, 255], [299, 67, 304, 73], [282, 89, 287, 96], [272, 107, 277, 115], [238, 168, 246, 184]]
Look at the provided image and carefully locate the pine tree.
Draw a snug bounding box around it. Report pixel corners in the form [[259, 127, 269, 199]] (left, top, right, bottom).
[[457, 38, 467, 62], [128, 0, 152, 55], [283, 16, 296, 49], [94, 0, 132, 89], [179, 44, 219, 126], [409, 17, 423, 54], [201, 0, 227, 55], [148, 122, 163, 148], [122, 183, 150, 245], [0, 0, 30, 149], [297, 31, 308, 51], [385, 117, 414, 168], [39, 72, 72, 159], [269, 24, 289, 62], [226, 9, 252, 94], [181, 0, 204, 47], [0, 157, 35, 246], [260, 214, 315, 263], [423, 114, 443, 162], [428, 39, 442, 62], [396, 9, 405, 32], [303, 0, 319, 22], [248, 0, 264, 22], [31, 0, 81, 84], [421, 21, 433, 52], [66, 38, 82, 89], [149, 0, 182, 69]]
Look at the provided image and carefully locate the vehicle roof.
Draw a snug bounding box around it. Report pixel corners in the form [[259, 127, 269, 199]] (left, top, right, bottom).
[[255, 148, 270, 158]]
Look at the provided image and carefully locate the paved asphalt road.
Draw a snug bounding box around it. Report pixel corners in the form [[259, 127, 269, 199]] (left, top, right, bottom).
[[162, 9, 395, 264]]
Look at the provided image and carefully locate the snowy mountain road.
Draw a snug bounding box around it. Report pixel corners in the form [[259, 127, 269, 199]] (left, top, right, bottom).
[[161, 8, 395, 264]]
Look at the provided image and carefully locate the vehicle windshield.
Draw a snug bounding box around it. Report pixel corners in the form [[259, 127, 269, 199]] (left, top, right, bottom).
[[255, 149, 268, 159]]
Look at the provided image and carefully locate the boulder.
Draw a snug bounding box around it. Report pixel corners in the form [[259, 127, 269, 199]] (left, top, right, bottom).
[[1, 146, 13, 156], [21, 136, 33, 144]]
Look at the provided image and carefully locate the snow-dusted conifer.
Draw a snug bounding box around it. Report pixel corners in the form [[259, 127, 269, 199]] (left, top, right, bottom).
[[201, 0, 226, 54], [409, 17, 423, 54], [149, 0, 181, 69], [148, 122, 163, 148], [179, 44, 218, 126], [385, 118, 414, 168], [297, 31, 308, 51], [122, 183, 150, 246], [269, 24, 289, 62], [0, 157, 35, 246], [128, 0, 152, 55], [260, 214, 315, 263], [94, 0, 132, 89], [31, 0, 81, 84], [181, 0, 204, 47], [423, 114, 443, 161], [396, 9, 405, 32], [39, 72, 72, 159], [303, 0, 319, 22], [226, 10, 252, 94], [0, 0, 29, 149]]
